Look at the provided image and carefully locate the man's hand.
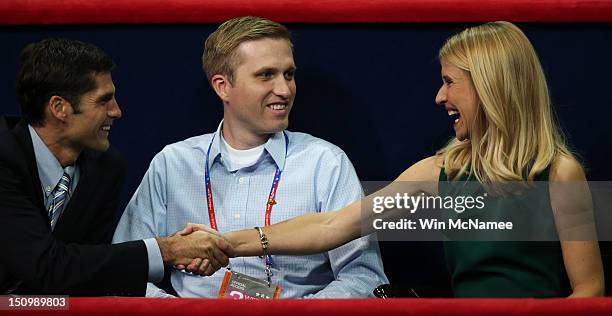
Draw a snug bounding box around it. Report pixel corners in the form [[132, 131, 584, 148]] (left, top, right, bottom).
[[178, 223, 221, 237], [173, 223, 236, 276], [156, 227, 234, 276]]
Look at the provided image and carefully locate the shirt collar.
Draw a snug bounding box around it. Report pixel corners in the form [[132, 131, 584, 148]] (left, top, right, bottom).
[[28, 125, 73, 197], [264, 130, 287, 171], [203, 120, 287, 171]]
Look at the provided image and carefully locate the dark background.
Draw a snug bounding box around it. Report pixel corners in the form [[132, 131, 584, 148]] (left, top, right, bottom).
[[2, 23, 611, 292]]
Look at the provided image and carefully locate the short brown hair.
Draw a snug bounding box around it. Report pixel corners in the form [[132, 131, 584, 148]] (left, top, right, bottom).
[[202, 16, 292, 84]]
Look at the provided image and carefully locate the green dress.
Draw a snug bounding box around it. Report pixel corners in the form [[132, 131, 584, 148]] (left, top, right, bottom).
[[439, 168, 570, 297]]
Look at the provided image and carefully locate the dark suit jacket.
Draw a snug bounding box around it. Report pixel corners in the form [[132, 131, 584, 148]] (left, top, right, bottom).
[[0, 120, 148, 296]]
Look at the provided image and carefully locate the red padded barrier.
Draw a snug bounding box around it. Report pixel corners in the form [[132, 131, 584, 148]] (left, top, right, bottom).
[[0, 0, 611, 24], [9, 298, 612, 316]]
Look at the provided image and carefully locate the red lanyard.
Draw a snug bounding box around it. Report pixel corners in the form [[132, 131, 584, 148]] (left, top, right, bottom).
[[204, 132, 288, 231]]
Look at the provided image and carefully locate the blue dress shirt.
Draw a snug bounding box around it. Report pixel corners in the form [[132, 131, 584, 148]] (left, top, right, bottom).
[[113, 122, 387, 298], [29, 125, 80, 229]]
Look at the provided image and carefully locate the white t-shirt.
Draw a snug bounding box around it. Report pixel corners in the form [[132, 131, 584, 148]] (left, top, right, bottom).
[[219, 133, 264, 171]]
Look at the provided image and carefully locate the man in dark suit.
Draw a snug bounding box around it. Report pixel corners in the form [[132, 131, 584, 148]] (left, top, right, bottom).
[[0, 38, 233, 296]]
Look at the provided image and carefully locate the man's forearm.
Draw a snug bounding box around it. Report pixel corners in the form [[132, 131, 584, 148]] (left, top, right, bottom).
[[156, 235, 179, 265]]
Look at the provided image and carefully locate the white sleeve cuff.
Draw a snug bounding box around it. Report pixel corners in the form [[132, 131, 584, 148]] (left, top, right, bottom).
[[143, 238, 165, 283]]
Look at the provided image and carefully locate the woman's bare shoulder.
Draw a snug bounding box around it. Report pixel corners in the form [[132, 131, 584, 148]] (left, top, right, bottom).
[[396, 155, 442, 182], [550, 155, 586, 182]]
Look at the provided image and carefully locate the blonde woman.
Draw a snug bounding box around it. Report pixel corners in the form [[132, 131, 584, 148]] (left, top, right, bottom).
[[185, 22, 604, 297]]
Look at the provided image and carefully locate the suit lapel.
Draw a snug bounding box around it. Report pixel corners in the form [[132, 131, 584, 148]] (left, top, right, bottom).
[[52, 150, 95, 236], [12, 121, 96, 236], [12, 122, 46, 214]]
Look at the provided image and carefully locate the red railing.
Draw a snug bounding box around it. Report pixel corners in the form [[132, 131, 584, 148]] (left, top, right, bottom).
[[8, 297, 612, 316], [0, 0, 611, 25]]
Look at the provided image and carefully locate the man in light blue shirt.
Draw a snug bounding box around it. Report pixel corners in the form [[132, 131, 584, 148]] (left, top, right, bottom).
[[113, 16, 387, 298]]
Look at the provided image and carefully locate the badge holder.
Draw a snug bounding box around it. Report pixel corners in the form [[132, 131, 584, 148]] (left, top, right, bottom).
[[217, 264, 281, 299], [218, 227, 281, 299]]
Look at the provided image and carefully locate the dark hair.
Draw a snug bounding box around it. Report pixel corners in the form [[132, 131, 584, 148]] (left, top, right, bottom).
[[15, 38, 115, 125]]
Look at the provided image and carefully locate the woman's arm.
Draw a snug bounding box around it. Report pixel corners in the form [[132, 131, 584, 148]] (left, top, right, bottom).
[[225, 156, 442, 257], [550, 156, 605, 297], [226, 201, 361, 257], [561, 241, 604, 297]]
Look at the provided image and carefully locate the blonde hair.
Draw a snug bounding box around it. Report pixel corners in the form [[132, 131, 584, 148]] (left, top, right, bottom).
[[436, 21, 573, 183], [202, 16, 292, 84]]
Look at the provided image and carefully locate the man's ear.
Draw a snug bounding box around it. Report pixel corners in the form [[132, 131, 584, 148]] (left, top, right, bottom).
[[211, 74, 231, 102], [47, 96, 70, 122]]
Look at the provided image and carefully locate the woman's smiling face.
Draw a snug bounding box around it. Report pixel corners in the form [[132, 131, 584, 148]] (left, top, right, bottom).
[[435, 60, 480, 141]]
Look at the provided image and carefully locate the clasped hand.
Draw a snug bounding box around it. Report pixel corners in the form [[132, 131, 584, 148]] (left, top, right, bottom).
[[173, 223, 235, 276]]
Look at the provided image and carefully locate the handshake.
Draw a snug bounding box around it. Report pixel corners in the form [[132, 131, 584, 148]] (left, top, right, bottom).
[[155, 224, 236, 276]]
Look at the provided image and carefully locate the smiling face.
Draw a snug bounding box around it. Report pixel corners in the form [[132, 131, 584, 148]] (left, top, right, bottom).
[[435, 60, 479, 141], [215, 37, 296, 147], [64, 72, 121, 152]]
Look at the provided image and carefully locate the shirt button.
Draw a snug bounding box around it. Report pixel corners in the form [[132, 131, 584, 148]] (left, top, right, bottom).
[[234, 214, 241, 219], [46, 186, 52, 192], [238, 177, 246, 184]]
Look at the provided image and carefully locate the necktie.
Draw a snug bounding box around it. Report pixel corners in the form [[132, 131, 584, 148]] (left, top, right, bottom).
[[48, 170, 71, 229]]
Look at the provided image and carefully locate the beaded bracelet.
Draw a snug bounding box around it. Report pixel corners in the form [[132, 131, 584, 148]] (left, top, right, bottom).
[[254, 226, 269, 259]]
